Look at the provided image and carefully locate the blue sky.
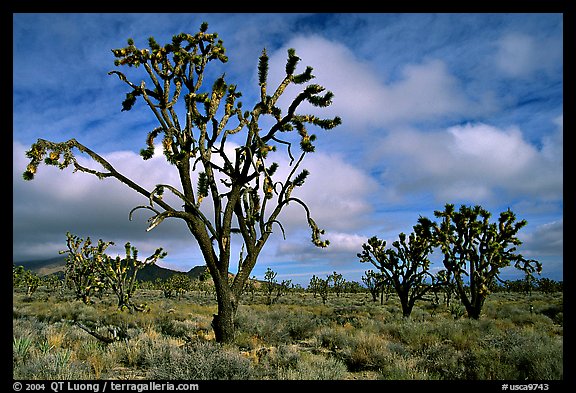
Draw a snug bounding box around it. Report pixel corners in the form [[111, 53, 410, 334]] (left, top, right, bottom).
[[12, 13, 563, 286]]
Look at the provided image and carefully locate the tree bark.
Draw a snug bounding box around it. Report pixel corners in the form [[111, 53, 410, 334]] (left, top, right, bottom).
[[211, 284, 237, 343]]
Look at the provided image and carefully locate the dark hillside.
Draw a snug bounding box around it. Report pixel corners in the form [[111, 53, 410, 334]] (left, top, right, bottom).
[[13, 256, 209, 283]]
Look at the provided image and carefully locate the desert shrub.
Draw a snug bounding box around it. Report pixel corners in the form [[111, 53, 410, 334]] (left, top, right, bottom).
[[145, 340, 255, 379], [316, 325, 352, 351], [339, 331, 390, 371], [415, 327, 563, 380], [379, 351, 430, 380], [31, 299, 102, 324], [501, 330, 563, 380], [539, 304, 563, 325], [284, 311, 325, 341], [235, 306, 325, 345], [74, 340, 112, 379], [461, 329, 562, 380], [14, 348, 91, 379], [432, 319, 483, 351], [254, 344, 301, 377], [458, 346, 516, 379], [383, 320, 441, 351], [255, 344, 347, 380], [155, 315, 195, 340], [416, 342, 463, 379], [332, 306, 365, 323], [108, 339, 146, 368], [277, 352, 348, 380], [234, 307, 285, 344], [234, 331, 263, 351]]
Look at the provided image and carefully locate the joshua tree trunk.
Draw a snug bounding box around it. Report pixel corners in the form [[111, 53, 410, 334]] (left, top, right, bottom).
[[212, 288, 237, 343]]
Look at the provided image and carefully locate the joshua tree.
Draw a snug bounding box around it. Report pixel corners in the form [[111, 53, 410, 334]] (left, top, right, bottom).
[[537, 277, 562, 294], [329, 271, 346, 297], [420, 204, 542, 319], [263, 267, 291, 305], [23, 22, 339, 343], [308, 274, 331, 304], [13, 266, 41, 297], [96, 241, 166, 311], [358, 222, 436, 318], [61, 232, 108, 304], [13, 265, 25, 287], [362, 270, 381, 303], [308, 274, 321, 298], [436, 269, 456, 308], [162, 273, 193, 300], [61, 232, 165, 310]]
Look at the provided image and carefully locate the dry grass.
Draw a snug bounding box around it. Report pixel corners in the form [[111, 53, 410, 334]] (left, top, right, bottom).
[[13, 287, 563, 380]]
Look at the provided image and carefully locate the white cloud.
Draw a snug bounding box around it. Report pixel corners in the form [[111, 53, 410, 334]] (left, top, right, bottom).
[[519, 219, 563, 258], [448, 123, 538, 174], [266, 35, 482, 131], [541, 115, 563, 165], [284, 152, 379, 231], [375, 121, 563, 204], [495, 33, 562, 78]]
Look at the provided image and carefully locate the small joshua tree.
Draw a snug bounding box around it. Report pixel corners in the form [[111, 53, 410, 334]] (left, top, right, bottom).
[[328, 271, 345, 297], [162, 273, 193, 300], [61, 232, 107, 304], [358, 222, 436, 318], [96, 241, 166, 311], [13, 266, 41, 297], [308, 274, 330, 304], [263, 267, 291, 305], [436, 269, 456, 308], [362, 269, 384, 303], [13, 265, 25, 287]]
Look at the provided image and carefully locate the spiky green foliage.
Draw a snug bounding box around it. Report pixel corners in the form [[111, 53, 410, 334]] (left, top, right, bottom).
[[60, 232, 109, 304], [61, 232, 165, 311], [161, 273, 193, 300], [328, 271, 346, 298], [263, 267, 292, 306], [13, 265, 41, 297], [358, 222, 436, 318], [308, 274, 331, 305], [420, 204, 542, 319], [96, 241, 166, 311]]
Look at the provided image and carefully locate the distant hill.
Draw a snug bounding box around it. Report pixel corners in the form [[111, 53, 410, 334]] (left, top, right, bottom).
[[137, 264, 208, 282], [15, 256, 67, 277], [13, 256, 208, 283]]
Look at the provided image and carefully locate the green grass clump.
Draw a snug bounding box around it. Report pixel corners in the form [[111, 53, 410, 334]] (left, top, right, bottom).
[[145, 340, 254, 380]]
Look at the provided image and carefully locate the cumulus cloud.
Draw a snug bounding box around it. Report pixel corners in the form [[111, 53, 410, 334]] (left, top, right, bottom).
[[266, 35, 484, 131], [277, 231, 367, 256], [281, 152, 379, 231], [520, 219, 563, 258], [12, 141, 185, 261], [374, 120, 563, 205]]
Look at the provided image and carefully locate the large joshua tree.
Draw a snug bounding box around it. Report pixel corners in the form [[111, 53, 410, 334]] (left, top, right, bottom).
[[23, 22, 340, 343], [420, 204, 542, 319]]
